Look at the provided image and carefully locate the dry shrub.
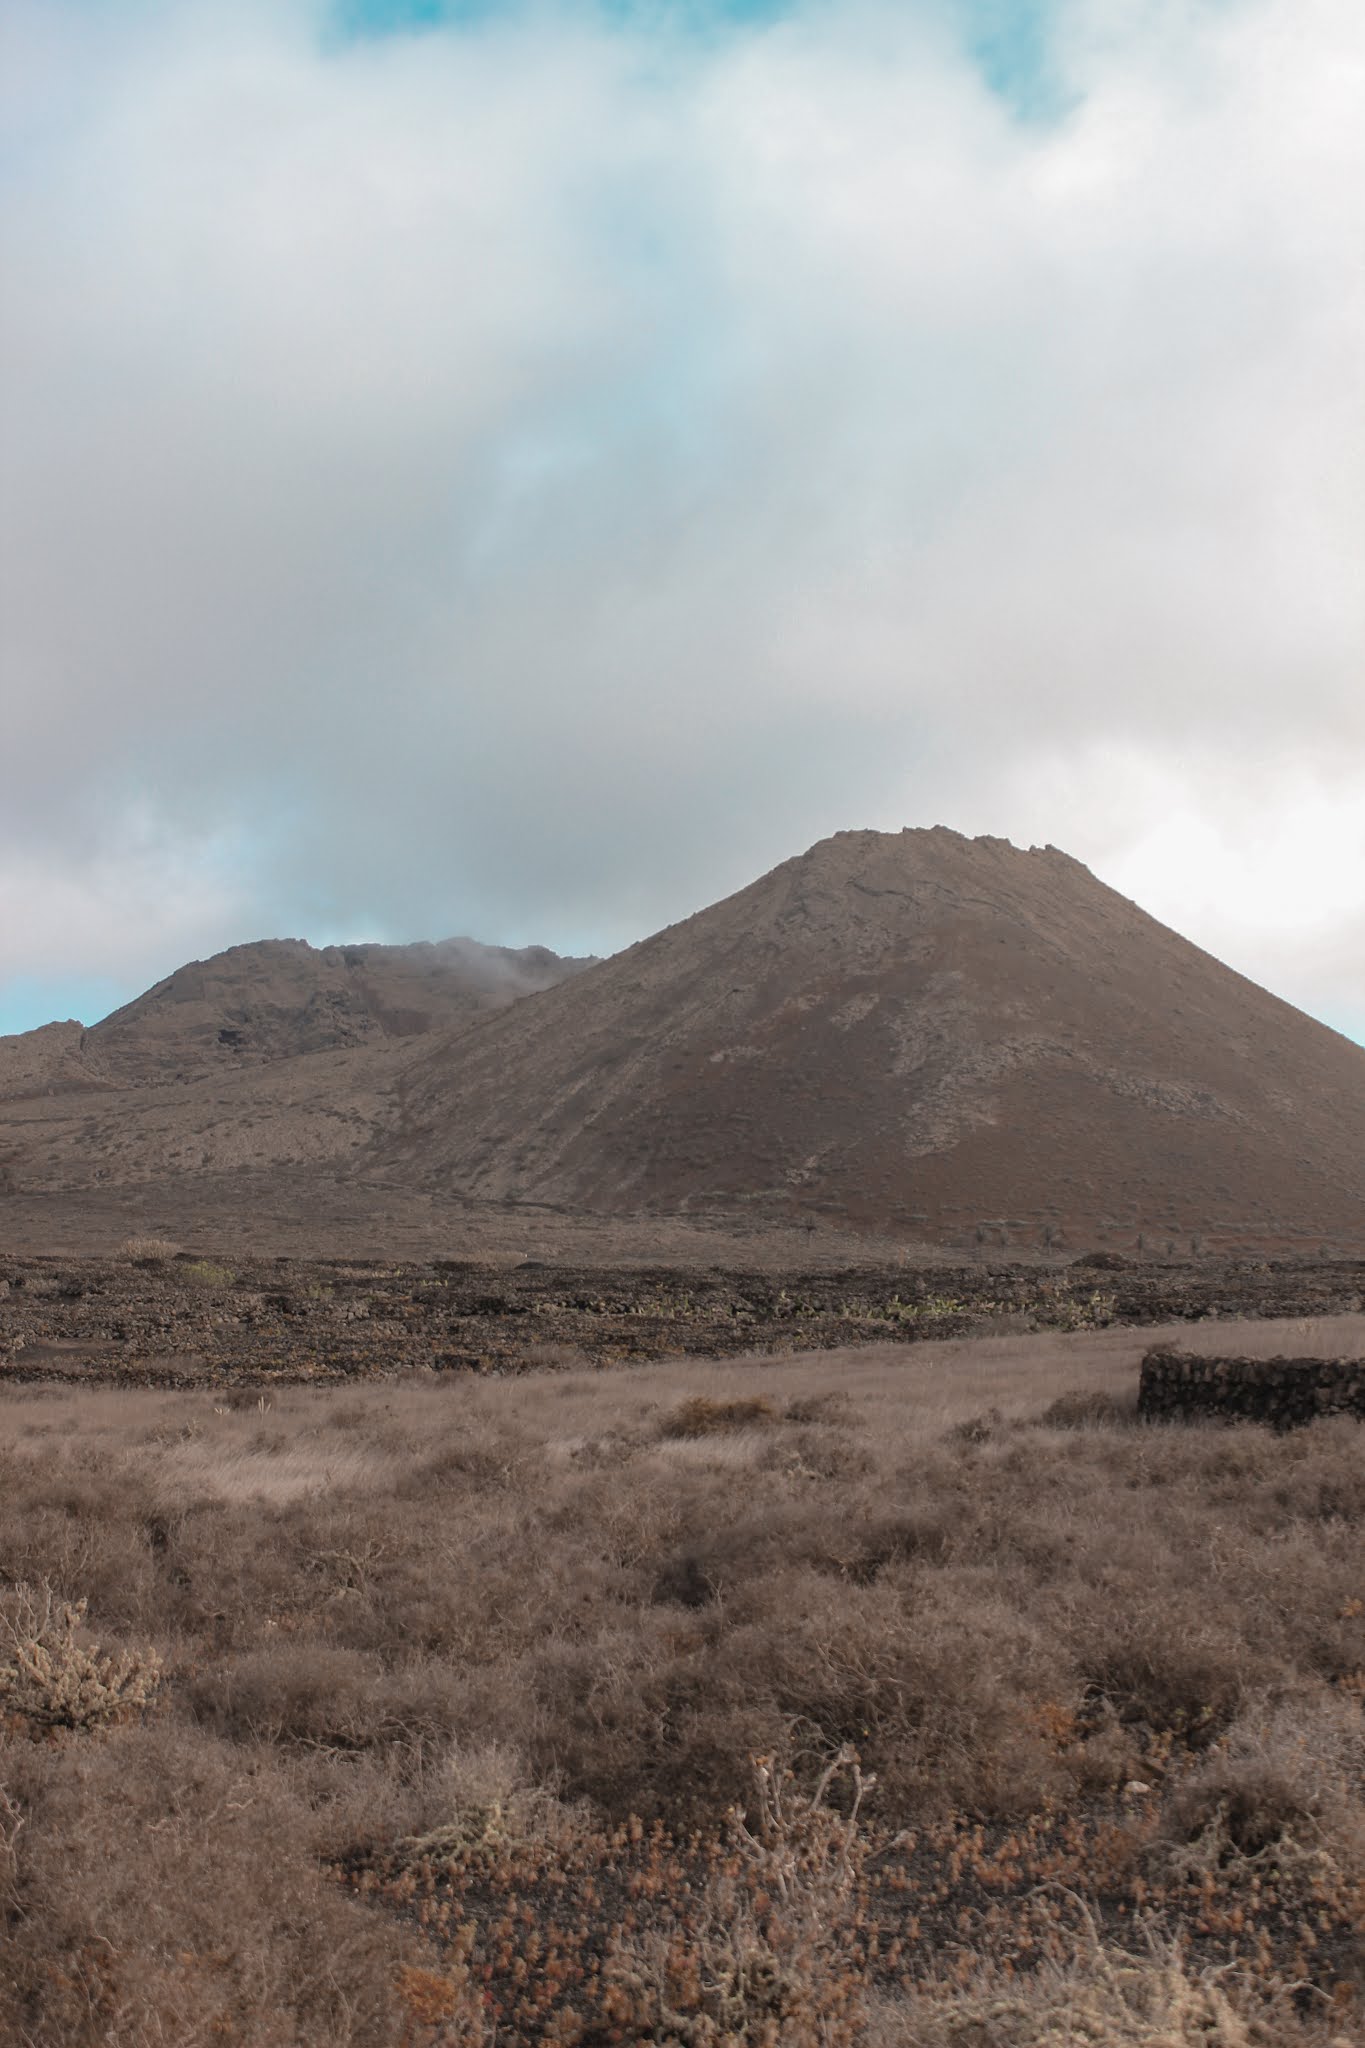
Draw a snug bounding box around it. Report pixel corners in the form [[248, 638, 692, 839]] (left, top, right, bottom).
[[1038, 1387, 1139, 1429], [758, 1422, 873, 1480], [602, 1748, 873, 2047], [118, 1236, 180, 1262], [0, 1783, 21, 1912], [949, 1406, 1004, 1444], [394, 1739, 584, 1870], [221, 1385, 275, 1411], [782, 1391, 854, 1426], [0, 1581, 162, 1731], [0, 1724, 416, 2046], [189, 1643, 464, 1752], [1160, 1691, 1365, 1877], [661, 1395, 778, 1438], [393, 1959, 488, 2045], [873, 1932, 1340, 2046]]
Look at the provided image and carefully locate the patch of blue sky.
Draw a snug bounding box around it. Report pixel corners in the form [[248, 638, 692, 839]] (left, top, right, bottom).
[[332, 0, 1066, 121], [336, 0, 792, 36], [0, 975, 135, 1037], [1324, 1012, 1365, 1051], [953, 0, 1061, 119]]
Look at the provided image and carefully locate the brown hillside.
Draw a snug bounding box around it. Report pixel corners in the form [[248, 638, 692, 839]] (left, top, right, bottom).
[[391, 828, 1365, 1253], [88, 936, 589, 1084], [0, 1021, 102, 1100], [0, 936, 591, 1099], [0, 936, 591, 1204]]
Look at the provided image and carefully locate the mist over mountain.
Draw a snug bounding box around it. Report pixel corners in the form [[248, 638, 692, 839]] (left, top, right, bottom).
[[0, 936, 593, 1095], [0, 936, 592, 1220]]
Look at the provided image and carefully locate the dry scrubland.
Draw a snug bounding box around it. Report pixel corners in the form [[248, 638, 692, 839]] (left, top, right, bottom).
[[2, 1318, 1364, 2045]]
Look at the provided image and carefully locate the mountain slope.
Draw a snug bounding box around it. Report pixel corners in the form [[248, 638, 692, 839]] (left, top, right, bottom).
[[0, 937, 591, 1098], [390, 828, 1365, 1251], [0, 936, 592, 1193]]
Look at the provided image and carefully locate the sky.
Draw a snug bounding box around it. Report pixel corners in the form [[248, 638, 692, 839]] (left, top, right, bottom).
[[2, 0, 1363, 1044]]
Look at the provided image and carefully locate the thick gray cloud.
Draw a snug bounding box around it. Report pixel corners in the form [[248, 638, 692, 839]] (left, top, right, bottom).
[[2, 0, 1363, 1038]]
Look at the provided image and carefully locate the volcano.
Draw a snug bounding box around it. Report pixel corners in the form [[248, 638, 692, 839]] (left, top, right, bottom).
[[388, 828, 1365, 1253]]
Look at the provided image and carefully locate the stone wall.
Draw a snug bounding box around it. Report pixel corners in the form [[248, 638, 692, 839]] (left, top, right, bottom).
[[1139, 1349, 1365, 1427]]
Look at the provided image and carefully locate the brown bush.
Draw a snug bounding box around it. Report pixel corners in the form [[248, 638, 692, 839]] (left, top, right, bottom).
[[0, 1726, 418, 2046], [660, 1394, 778, 1437], [1159, 1692, 1365, 1876], [187, 1642, 465, 1752], [1038, 1386, 1140, 1428]]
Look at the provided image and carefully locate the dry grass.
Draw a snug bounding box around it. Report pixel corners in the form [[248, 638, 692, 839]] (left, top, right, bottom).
[[117, 1235, 181, 1262], [1, 1313, 1362, 2042], [1168, 1314, 1365, 1361], [867, 1935, 1354, 2045]]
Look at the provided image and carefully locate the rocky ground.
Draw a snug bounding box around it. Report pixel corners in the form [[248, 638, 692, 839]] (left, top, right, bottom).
[[3, 1250, 1362, 1388]]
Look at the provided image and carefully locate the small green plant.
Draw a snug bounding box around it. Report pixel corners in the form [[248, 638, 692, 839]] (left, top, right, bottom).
[[180, 1259, 235, 1288], [0, 1582, 162, 1731], [1037, 1287, 1118, 1331], [876, 1293, 977, 1324]]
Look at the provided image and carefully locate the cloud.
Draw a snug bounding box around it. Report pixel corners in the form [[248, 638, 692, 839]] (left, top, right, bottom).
[[2, 0, 1362, 1035]]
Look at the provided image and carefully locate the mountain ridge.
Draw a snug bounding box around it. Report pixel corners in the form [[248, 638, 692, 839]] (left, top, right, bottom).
[[1, 934, 594, 1096]]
